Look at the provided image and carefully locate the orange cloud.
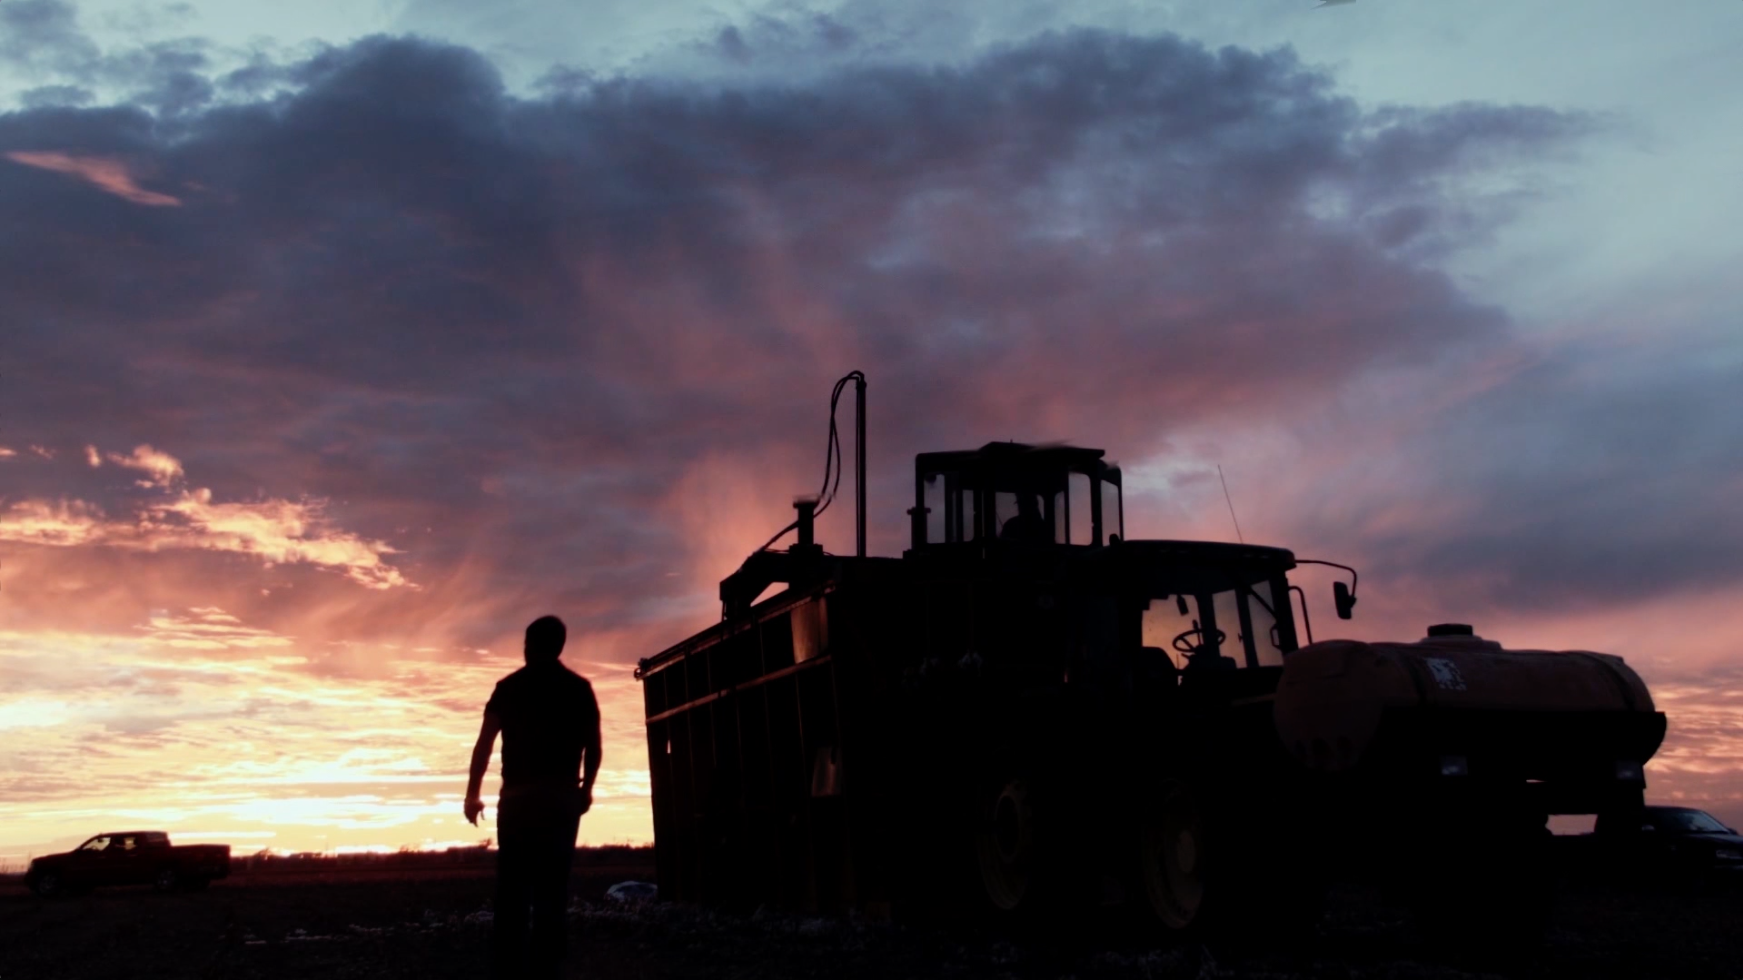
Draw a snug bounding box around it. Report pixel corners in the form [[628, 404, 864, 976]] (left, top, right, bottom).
[[5, 151, 183, 207], [155, 489, 411, 589], [0, 499, 109, 546], [0, 444, 411, 590], [138, 607, 296, 651], [0, 447, 15, 458], [106, 444, 184, 486]]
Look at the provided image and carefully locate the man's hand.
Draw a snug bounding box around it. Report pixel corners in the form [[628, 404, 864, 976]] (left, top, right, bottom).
[[464, 796, 485, 826], [575, 786, 593, 817]]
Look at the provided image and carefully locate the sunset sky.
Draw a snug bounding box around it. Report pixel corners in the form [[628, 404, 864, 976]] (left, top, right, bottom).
[[2, 0, 1740, 864]]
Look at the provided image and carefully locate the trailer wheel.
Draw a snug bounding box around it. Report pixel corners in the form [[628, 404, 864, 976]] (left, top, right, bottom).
[[1137, 781, 1207, 930], [974, 778, 1035, 912], [154, 868, 179, 893]]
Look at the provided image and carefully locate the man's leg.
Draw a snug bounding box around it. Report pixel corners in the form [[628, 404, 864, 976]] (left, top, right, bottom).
[[527, 802, 582, 978], [492, 799, 534, 979]]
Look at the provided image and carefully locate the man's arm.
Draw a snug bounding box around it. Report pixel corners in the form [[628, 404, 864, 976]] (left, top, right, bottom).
[[464, 710, 502, 826], [579, 690, 602, 814]]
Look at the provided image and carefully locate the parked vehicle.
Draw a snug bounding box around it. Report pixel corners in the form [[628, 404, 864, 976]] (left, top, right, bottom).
[[25, 832, 230, 896], [1584, 806, 1743, 882]]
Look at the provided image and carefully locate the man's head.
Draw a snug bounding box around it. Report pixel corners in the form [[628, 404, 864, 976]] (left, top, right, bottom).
[[524, 615, 567, 664]]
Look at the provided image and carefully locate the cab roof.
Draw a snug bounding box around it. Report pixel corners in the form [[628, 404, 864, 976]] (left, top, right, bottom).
[[916, 442, 1108, 472]]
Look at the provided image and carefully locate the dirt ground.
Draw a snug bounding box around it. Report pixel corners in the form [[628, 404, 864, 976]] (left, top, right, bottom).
[[3, 859, 1740, 980]]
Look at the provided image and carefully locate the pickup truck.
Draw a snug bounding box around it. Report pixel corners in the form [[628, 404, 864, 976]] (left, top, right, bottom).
[[25, 831, 230, 897]]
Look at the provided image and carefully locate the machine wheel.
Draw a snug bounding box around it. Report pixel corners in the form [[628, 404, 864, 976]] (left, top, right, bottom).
[[31, 871, 65, 898], [1136, 780, 1208, 931], [974, 778, 1036, 912], [153, 868, 180, 893]]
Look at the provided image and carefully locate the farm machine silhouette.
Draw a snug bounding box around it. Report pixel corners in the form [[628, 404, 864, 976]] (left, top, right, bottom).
[[635, 373, 1666, 940]]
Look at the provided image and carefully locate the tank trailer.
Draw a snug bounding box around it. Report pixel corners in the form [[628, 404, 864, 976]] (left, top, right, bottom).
[[635, 375, 1666, 937]]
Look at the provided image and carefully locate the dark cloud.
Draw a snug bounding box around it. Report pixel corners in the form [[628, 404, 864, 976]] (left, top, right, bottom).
[[20, 84, 95, 109], [1320, 339, 1743, 608], [0, 0, 101, 76], [1, 26, 1671, 661], [1, 1, 215, 115]]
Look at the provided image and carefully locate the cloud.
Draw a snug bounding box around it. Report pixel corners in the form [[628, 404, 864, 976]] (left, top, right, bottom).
[[0, 447, 15, 458], [138, 607, 296, 650], [3, 29, 1704, 642], [106, 443, 184, 485], [0, 444, 411, 589], [5, 150, 183, 206], [0, 25, 1736, 847], [0, 499, 108, 546], [0, 29, 1596, 643], [0, 0, 99, 78]]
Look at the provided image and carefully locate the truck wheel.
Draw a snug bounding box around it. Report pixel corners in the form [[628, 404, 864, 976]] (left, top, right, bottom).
[[974, 778, 1035, 912], [1136, 781, 1207, 931], [31, 871, 64, 898], [154, 868, 180, 893]]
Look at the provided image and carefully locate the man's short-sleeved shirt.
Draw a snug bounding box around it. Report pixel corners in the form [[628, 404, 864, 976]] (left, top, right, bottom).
[[485, 660, 600, 788]]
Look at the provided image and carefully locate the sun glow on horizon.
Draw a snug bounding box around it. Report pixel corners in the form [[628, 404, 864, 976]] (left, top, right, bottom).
[[0, 610, 655, 861]]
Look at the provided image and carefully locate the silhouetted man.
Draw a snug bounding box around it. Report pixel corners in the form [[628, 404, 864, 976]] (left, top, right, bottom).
[[999, 491, 1050, 544], [466, 615, 602, 979]]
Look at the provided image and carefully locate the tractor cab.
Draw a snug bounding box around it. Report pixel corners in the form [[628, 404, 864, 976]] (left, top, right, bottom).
[[904, 442, 1305, 675], [907, 442, 1123, 552]]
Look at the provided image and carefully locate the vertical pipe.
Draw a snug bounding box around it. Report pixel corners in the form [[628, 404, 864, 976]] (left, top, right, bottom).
[[855, 373, 867, 558]]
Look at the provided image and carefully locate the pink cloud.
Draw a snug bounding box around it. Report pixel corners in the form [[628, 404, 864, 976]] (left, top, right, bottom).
[[0, 499, 109, 546], [106, 444, 184, 487], [5, 151, 183, 207], [137, 607, 296, 650], [0, 444, 411, 590]]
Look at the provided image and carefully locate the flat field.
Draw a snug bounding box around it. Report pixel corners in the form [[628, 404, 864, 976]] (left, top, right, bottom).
[[3, 855, 1740, 980]]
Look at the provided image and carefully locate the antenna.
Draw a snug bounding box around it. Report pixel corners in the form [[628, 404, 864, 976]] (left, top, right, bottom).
[[1217, 464, 1244, 544]]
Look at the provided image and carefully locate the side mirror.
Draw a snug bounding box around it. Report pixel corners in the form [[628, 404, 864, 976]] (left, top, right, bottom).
[[1334, 581, 1356, 620]]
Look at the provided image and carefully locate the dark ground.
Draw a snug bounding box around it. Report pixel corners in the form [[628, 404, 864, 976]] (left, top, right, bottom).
[[3, 856, 1740, 980]]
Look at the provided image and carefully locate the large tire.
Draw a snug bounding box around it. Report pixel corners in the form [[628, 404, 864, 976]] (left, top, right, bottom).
[[153, 867, 179, 893], [1130, 779, 1326, 946], [973, 777, 1038, 914], [31, 871, 65, 898], [1134, 780, 1209, 932]]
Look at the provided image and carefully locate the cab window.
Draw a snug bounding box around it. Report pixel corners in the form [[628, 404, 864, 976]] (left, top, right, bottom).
[[1142, 584, 1290, 671], [1245, 580, 1286, 667]]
